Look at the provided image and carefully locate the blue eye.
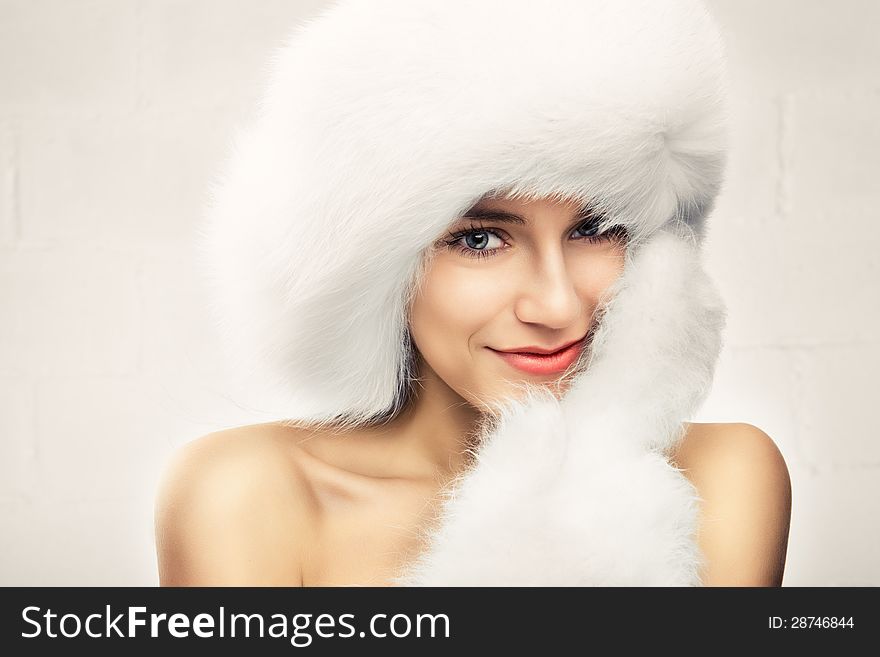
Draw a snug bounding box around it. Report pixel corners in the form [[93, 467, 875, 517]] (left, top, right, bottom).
[[573, 219, 602, 238], [461, 230, 504, 253], [573, 219, 629, 244], [443, 227, 506, 259]]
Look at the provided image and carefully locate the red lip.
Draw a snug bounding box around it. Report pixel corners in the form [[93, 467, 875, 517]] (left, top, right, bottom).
[[488, 337, 587, 375], [493, 336, 585, 355]]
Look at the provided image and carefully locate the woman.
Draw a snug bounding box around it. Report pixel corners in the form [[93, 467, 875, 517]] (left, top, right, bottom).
[[155, 0, 791, 586]]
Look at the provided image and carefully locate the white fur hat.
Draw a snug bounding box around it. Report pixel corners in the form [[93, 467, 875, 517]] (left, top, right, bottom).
[[197, 0, 730, 585]]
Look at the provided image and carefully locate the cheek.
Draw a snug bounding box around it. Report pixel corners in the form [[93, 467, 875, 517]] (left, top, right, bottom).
[[409, 259, 502, 367], [572, 247, 626, 300]]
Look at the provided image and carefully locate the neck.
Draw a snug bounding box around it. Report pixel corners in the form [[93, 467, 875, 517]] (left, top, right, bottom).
[[381, 356, 483, 484]]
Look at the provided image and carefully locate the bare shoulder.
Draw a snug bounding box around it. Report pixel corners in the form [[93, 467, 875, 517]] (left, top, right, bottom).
[[154, 422, 319, 586], [673, 422, 792, 586], [673, 422, 789, 477]]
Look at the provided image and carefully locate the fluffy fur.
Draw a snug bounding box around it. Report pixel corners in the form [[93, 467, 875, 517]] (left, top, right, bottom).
[[196, 0, 730, 585]]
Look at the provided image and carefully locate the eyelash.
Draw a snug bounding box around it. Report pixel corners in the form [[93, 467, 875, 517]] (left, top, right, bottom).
[[442, 220, 627, 260]]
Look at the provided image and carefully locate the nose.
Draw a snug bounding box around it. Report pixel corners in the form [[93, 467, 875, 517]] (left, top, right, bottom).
[[513, 252, 583, 329]]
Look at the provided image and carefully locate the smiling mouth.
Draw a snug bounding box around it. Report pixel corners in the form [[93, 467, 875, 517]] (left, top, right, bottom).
[[488, 337, 587, 375]]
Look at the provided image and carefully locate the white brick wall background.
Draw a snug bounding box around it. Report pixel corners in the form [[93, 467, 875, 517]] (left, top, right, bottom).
[[0, 1, 877, 586]]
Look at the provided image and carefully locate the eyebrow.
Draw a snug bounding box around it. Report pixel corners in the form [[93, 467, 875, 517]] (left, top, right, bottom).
[[460, 204, 599, 225], [460, 208, 527, 224]]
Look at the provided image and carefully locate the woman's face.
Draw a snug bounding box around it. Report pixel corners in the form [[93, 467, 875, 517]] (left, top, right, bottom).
[[408, 195, 627, 410]]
